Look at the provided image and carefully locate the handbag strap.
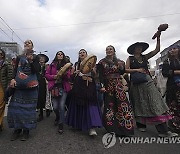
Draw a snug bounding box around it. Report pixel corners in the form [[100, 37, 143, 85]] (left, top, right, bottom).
[[16, 57, 23, 72]]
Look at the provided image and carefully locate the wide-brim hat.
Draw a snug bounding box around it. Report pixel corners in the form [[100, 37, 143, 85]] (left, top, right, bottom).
[[37, 54, 49, 63], [127, 42, 149, 54]]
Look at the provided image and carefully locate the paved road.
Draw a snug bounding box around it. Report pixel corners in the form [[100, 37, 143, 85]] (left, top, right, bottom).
[[0, 111, 179, 154]]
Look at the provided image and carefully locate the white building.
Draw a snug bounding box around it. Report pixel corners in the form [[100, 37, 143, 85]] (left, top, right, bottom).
[[0, 41, 22, 61]]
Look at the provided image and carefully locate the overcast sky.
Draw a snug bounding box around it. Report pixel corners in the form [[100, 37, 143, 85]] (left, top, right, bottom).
[[1, 0, 180, 67]]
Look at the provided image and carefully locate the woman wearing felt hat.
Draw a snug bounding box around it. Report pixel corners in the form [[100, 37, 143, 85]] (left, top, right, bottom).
[[162, 44, 180, 134], [125, 34, 178, 137], [36, 54, 49, 122]]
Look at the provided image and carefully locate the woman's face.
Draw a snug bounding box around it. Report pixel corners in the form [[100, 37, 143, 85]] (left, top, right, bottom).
[[24, 40, 33, 51], [106, 46, 115, 56], [79, 50, 87, 60], [134, 46, 143, 54], [57, 52, 64, 60], [39, 56, 45, 64], [169, 48, 179, 57]]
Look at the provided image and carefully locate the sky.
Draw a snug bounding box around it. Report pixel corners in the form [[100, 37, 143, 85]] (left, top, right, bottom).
[[0, 0, 180, 67]]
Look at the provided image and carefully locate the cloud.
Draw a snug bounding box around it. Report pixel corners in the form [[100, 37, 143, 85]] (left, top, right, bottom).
[[0, 0, 180, 65]]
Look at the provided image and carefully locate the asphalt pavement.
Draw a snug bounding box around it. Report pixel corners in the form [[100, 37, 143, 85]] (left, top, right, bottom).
[[0, 110, 179, 154]]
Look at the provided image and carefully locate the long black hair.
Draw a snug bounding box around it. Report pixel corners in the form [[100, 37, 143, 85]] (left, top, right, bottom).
[[105, 45, 119, 65], [75, 49, 87, 70], [52, 51, 67, 70]]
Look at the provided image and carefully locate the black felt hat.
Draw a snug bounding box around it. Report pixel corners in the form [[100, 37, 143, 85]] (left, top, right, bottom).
[[37, 54, 49, 63], [127, 42, 149, 54]]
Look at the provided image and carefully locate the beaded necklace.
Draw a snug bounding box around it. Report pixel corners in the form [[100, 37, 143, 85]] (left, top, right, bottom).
[[135, 56, 143, 64]]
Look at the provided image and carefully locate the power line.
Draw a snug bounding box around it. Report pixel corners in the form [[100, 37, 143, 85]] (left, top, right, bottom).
[[0, 27, 12, 41], [0, 20, 14, 41], [8, 12, 180, 30], [0, 17, 23, 43]]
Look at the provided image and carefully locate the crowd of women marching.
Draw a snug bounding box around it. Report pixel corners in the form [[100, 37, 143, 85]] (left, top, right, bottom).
[[0, 31, 180, 141]]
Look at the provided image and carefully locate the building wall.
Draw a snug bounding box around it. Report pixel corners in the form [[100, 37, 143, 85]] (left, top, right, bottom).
[[160, 40, 180, 62], [155, 40, 180, 69], [155, 57, 162, 70], [0, 42, 22, 61]]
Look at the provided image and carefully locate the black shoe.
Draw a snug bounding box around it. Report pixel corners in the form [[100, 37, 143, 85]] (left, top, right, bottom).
[[10, 129, 22, 141], [158, 131, 178, 137], [58, 123, 63, 134], [37, 115, 44, 122], [21, 130, 29, 141], [54, 116, 59, 126], [54, 120, 58, 126], [137, 127, 146, 132], [46, 109, 51, 117]]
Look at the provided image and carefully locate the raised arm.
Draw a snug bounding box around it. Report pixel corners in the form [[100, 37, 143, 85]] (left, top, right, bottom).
[[145, 34, 161, 60]]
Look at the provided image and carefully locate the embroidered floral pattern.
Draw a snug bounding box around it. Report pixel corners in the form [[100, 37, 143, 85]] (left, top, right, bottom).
[[98, 58, 134, 134], [116, 102, 133, 130], [106, 79, 114, 96], [105, 102, 115, 126], [115, 81, 126, 101]]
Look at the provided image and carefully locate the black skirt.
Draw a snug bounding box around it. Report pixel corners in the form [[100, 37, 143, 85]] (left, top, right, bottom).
[[71, 76, 97, 105]]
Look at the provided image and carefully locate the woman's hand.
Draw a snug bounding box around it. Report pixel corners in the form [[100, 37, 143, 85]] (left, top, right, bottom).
[[92, 67, 96, 73], [10, 79, 16, 88], [122, 85, 128, 92], [74, 70, 80, 75], [174, 70, 180, 75], [54, 75, 58, 79], [137, 68, 146, 73], [100, 87, 106, 93]]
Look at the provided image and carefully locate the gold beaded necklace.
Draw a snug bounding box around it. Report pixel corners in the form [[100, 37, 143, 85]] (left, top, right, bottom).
[[135, 56, 143, 64]]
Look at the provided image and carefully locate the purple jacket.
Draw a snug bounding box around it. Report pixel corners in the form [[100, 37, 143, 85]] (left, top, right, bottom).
[[45, 63, 71, 92]]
